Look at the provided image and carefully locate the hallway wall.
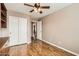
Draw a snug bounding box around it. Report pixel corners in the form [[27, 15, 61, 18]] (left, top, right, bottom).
[[41, 4, 79, 54]]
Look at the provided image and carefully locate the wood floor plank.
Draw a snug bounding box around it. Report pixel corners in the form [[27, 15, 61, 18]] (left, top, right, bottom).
[[0, 39, 75, 56], [0, 37, 9, 48]]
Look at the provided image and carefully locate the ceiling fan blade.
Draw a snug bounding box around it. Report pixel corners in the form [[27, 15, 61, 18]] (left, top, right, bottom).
[[34, 3, 37, 7], [24, 3, 34, 7], [40, 6, 50, 9], [30, 9, 34, 12], [39, 11, 43, 14]]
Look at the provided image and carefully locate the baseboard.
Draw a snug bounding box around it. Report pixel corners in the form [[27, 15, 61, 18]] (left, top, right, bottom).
[[3, 41, 31, 48], [42, 39, 79, 56], [7, 42, 27, 48], [27, 41, 31, 44]]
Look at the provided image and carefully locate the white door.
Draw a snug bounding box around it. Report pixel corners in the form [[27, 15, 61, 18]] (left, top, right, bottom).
[[18, 18, 27, 44], [37, 21, 42, 40], [9, 16, 19, 46]]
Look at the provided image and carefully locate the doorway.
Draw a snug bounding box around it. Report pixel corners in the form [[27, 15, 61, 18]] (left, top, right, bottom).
[[31, 22, 37, 41], [31, 21, 42, 42]]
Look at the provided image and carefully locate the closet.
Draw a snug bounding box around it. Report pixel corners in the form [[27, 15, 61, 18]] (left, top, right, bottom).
[[9, 16, 27, 46]]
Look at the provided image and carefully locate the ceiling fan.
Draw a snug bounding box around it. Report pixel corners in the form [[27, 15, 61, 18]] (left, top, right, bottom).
[[24, 3, 50, 14]]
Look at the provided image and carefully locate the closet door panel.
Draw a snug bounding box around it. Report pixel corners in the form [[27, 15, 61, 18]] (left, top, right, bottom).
[[9, 16, 19, 46], [19, 18, 27, 44]]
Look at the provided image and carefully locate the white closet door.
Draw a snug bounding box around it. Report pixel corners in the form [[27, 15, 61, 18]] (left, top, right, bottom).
[[37, 21, 42, 40], [18, 18, 27, 44], [9, 16, 19, 46]]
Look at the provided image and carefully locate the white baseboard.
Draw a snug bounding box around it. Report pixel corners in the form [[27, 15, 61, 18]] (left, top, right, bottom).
[[3, 41, 31, 48], [27, 41, 31, 44], [42, 39, 79, 56]]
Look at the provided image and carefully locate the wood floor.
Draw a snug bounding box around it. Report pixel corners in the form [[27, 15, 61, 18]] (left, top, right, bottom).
[[0, 37, 8, 49], [0, 39, 75, 56]]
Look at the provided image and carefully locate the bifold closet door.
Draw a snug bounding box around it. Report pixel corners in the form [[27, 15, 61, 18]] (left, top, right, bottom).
[[9, 16, 28, 46], [9, 16, 19, 46], [18, 18, 27, 44]]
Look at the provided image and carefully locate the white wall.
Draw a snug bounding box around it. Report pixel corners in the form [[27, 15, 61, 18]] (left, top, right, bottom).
[[37, 21, 42, 40], [42, 4, 79, 54], [0, 28, 9, 37], [27, 17, 31, 43]]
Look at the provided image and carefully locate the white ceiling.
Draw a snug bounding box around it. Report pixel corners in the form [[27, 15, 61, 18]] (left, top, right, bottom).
[[5, 3, 72, 20]]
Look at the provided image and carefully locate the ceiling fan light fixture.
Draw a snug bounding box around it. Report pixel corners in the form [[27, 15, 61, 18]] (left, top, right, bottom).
[[38, 8, 41, 12], [24, 3, 50, 14], [34, 7, 38, 12], [34, 7, 41, 13]]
